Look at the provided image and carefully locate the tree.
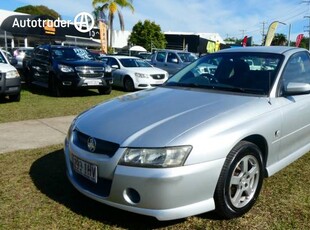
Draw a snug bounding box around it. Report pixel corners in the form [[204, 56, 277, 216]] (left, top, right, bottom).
[[92, 0, 134, 49], [224, 37, 243, 46], [128, 20, 167, 51], [271, 33, 287, 46], [14, 5, 61, 19]]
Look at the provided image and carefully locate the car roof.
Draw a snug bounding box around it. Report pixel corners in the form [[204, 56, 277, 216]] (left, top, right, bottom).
[[217, 46, 307, 55], [154, 49, 192, 53], [37, 45, 85, 50], [107, 55, 140, 59], [13, 47, 34, 50]]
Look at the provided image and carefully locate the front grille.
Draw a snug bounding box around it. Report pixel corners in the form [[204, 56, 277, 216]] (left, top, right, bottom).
[[150, 74, 165, 80], [75, 66, 105, 78], [73, 130, 119, 157]]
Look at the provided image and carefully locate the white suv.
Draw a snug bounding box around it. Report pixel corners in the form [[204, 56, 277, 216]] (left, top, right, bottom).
[[0, 49, 21, 102]]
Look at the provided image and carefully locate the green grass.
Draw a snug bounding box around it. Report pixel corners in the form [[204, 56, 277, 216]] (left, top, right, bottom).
[[0, 145, 309, 230], [0, 85, 126, 123]]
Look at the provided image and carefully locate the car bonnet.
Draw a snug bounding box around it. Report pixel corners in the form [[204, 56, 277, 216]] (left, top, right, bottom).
[[74, 87, 266, 147]]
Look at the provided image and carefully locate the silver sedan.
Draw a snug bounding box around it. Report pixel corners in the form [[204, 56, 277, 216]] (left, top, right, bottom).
[[64, 46, 310, 220]]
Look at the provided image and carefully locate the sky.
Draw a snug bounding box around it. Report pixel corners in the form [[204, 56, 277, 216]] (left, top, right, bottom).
[[1, 0, 310, 45]]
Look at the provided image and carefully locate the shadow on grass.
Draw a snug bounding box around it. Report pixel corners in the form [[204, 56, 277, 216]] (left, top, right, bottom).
[[29, 148, 187, 229], [22, 83, 101, 98]]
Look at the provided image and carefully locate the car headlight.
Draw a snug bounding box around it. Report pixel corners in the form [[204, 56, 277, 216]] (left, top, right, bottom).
[[119, 146, 192, 168], [135, 73, 149, 78], [58, 64, 74, 73], [5, 70, 20, 79], [66, 117, 78, 141]]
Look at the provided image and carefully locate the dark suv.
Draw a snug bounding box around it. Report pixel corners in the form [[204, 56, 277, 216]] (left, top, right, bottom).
[[26, 45, 113, 96]]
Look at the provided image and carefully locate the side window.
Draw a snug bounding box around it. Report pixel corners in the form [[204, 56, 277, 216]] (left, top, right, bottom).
[[156, 52, 166, 62], [167, 52, 179, 63], [282, 52, 310, 84], [35, 47, 50, 62]]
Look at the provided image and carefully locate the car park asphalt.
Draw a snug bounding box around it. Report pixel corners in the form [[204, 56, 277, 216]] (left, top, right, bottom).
[[0, 115, 75, 154]]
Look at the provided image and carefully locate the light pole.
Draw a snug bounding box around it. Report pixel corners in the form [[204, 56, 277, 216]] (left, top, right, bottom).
[[305, 16, 310, 50], [278, 21, 290, 46]]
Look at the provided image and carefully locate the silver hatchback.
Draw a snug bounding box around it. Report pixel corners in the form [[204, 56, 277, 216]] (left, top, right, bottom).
[[64, 46, 310, 220]]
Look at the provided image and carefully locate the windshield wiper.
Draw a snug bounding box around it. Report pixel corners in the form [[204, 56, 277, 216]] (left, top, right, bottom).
[[165, 82, 266, 94], [165, 82, 213, 89], [215, 85, 266, 94]]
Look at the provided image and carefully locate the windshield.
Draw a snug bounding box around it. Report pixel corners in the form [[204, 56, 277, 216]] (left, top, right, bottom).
[[165, 52, 283, 96], [52, 48, 95, 61], [120, 58, 152, 67], [0, 52, 8, 64]]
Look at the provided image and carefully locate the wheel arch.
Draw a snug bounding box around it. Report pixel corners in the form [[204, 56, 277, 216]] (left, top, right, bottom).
[[241, 134, 268, 177], [122, 74, 135, 91], [123, 74, 133, 85]]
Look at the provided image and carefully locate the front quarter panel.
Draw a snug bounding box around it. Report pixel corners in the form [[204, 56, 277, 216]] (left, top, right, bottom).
[[176, 98, 283, 167]]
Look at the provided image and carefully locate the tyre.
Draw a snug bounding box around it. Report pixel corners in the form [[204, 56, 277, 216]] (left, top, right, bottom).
[[214, 141, 264, 219], [9, 93, 21, 102], [98, 85, 112, 95], [49, 76, 62, 97], [123, 77, 135, 92], [25, 69, 34, 86]]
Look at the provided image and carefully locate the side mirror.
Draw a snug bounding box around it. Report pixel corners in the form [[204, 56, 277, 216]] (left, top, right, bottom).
[[284, 82, 310, 95], [170, 58, 179, 64], [111, 64, 119, 69]]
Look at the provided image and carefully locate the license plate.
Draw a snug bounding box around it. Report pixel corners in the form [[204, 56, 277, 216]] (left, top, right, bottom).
[[84, 79, 101, 86], [72, 155, 98, 183]]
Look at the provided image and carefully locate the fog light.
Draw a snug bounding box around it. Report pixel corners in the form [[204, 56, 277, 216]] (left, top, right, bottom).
[[123, 188, 140, 204], [62, 81, 72, 86]]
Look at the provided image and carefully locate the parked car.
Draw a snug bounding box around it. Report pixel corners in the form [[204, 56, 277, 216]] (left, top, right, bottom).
[[150, 49, 197, 75], [12, 47, 34, 70], [2, 49, 13, 60], [21, 49, 34, 81], [88, 49, 106, 61], [27, 45, 113, 96], [0, 49, 21, 101], [64, 46, 310, 221], [135, 52, 152, 60], [102, 56, 168, 91]]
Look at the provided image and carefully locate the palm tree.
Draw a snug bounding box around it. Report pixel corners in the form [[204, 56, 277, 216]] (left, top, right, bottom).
[[92, 0, 134, 51]]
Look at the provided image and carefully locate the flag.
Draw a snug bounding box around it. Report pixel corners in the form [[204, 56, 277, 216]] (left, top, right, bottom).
[[242, 36, 248, 47], [99, 21, 107, 53], [265, 21, 279, 46], [295, 34, 304, 47]]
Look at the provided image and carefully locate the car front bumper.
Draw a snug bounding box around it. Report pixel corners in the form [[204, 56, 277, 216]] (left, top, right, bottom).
[[134, 77, 167, 89], [64, 138, 224, 220], [56, 72, 113, 89], [0, 76, 21, 96]]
